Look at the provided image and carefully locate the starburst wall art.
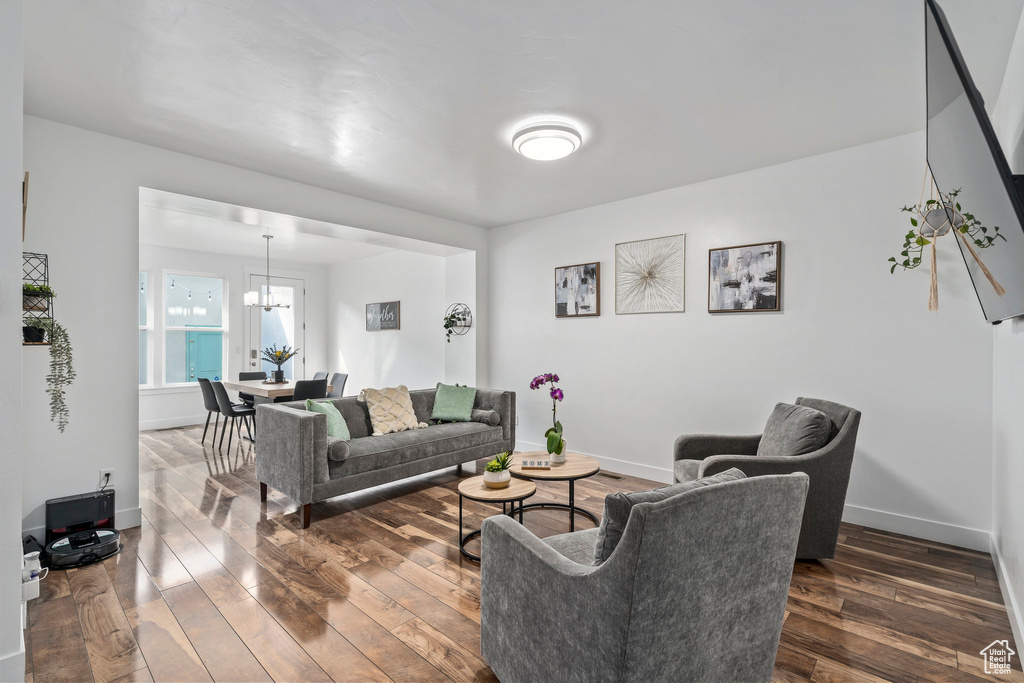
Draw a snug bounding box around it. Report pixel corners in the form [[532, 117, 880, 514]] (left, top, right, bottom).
[[614, 234, 685, 314]]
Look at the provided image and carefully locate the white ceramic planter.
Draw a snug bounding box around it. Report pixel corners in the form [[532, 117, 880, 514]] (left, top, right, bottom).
[[483, 470, 511, 489], [550, 440, 567, 464]]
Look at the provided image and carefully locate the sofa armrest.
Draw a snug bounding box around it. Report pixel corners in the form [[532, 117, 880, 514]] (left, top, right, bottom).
[[699, 452, 822, 478], [673, 434, 761, 462], [474, 389, 516, 445], [255, 404, 329, 506], [481, 515, 629, 682]]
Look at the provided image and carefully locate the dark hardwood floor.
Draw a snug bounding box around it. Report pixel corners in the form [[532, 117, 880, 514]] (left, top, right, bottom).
[[23, 425, 1021, 682]]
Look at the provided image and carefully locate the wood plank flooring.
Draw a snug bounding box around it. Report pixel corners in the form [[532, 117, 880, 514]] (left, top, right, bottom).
[[23, 425, 1021, 683]]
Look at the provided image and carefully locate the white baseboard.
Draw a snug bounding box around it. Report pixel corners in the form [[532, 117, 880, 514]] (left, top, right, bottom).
[[991, 535, 1024, 651], [139, 415, 206, 431], [842, 503, 990, 552], [514, 440, 673, 484], [23, 506, 142, 547]]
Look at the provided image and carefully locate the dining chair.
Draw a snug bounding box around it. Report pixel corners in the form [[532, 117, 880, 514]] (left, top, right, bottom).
[[292, 378, 328, 401], [197, 378, 221, 445], [312, 371, 329, 381], [211, 381, 256, 451], [326, 373, 348, 398], [237, 371, 266, 407]]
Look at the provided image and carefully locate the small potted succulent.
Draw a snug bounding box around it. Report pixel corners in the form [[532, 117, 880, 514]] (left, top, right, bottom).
[[23, 283, 55, 312], [483, 451, 515, 489], [260, 344, 300, 383]]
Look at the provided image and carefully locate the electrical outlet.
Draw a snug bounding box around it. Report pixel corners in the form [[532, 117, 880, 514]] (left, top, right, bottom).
[[99, 468, 114, 489]]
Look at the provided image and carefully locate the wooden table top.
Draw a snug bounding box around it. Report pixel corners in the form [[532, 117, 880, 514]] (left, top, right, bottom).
[[220, 379, 333, 399], [510, 451, 601, 481], [457, 476, 536, 503]]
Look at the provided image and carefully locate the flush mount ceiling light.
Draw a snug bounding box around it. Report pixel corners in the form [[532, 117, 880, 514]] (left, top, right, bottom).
[[512, 122, 582, 161]]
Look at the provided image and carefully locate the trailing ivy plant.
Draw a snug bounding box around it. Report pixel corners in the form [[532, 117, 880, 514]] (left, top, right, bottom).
[[890, 188, 1004, 274], [25, 318, 76, 432], [442, 311, 467, 342]]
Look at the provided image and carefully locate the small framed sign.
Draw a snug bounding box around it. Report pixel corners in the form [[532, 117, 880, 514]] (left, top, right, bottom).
[[366, 301, 401, 331]]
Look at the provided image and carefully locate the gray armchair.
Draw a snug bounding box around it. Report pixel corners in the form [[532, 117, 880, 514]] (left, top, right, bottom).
[[673, 397, 861, 559], [481, 473, 809, 683]]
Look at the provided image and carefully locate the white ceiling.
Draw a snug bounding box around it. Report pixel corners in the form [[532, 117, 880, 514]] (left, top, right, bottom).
[[25, 0, 1024, 229], [139, 188, 467, 264]]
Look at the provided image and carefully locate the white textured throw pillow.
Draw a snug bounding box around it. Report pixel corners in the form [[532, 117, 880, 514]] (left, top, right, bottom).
[[358, 385, 427, 436]]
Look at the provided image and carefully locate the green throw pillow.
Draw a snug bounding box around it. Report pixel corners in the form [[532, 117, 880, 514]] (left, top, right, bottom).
[[306, 399, 350, 439], [431, 382, 476, 422]]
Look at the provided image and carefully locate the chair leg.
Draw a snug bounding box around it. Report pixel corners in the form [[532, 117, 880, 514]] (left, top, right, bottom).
[[244, 415, 254, 441], [226, 416, 235, 451], [202, 412, 212, 444], [260, 482, 268, 502], [212, 413, 219, 447], [301, 503, 311, 529], [219, 414, 227, 449]]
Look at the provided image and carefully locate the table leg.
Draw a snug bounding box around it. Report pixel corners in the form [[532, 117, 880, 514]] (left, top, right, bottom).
[[518, 499, 524, 524], [569, 480, 576, 532], [459, 495, 464, 544]]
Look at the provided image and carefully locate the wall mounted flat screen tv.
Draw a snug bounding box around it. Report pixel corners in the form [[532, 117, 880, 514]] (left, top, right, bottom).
[[926, 0, 1024, 323]]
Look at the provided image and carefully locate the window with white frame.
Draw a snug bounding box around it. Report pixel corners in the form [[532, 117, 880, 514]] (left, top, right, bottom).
[[139, 271, 150, 386], [163, 272, 226, 384]]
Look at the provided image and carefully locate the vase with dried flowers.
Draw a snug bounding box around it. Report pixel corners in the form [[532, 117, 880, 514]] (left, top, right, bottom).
[[261, 344, 300, 383]]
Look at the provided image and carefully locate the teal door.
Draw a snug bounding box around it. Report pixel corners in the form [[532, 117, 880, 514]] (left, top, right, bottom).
[[186, 330, 223, 382]]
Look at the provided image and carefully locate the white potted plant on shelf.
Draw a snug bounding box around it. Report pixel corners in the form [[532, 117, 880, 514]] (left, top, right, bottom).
[[483, 451, 514, 489]]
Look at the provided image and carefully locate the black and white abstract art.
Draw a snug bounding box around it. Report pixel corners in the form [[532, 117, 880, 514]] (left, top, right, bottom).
[[615, 234, 685, 314], [708, 241, 781, 312], [555, 262, 600, 317]]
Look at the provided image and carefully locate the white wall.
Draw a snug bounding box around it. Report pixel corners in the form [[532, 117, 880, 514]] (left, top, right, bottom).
[[445, 251, 478, 385], [22, 115, 488, 536], [328, 251, 447, 393], [138, 243, 329, 429], [490, 131, 995, 550], [990, 5, 1024, 653], [0, 2, 25, 679]]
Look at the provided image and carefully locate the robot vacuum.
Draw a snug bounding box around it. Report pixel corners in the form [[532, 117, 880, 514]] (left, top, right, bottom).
[[45, 529, 122, 569]]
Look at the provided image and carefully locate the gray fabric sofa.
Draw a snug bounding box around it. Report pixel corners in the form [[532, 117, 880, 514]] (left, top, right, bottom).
[[481, 473, 810, 683], [256, 387, 515, 527], [673, 396, 861, 559]]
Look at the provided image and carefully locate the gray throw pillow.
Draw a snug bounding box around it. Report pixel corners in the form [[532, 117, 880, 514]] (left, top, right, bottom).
[[756, 402, 831, 457], [593, 468, 746, 565], [471, 409, 500, 426]]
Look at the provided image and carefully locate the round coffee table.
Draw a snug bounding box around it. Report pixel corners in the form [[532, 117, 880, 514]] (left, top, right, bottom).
[[510, 451, 600, 531], [457, 475, 536, 562]]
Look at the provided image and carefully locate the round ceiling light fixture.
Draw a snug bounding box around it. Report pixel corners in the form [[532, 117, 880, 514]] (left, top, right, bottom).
[[511, 122, 582, 161]]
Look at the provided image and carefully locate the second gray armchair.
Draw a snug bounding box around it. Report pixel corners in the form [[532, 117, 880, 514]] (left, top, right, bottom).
[[673, 396, 861, 559]]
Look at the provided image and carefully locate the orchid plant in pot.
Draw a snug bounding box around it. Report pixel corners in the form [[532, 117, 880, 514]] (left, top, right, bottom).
[[531, 372, 566, 463], [483, 452, 515, 489]]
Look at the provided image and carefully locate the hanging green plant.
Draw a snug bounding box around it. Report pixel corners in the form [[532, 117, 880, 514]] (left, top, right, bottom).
[[24, 318, 76, 432], [889, 180, 1006, 310]]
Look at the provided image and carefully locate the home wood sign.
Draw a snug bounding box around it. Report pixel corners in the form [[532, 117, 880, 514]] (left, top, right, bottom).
[[366, 301, 400, 331]]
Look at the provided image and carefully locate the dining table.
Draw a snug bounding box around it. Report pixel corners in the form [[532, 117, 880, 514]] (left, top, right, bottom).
[[219, 379, 333, 400]]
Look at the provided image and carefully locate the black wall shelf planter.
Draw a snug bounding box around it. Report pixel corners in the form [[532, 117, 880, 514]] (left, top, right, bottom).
[[23, 252, 53, 345]]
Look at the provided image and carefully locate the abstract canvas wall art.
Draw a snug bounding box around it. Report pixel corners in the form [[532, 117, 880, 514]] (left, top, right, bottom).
[[615, 234, 685, 314], [708, 241, 781, 312], [555, 262, 600, 317]]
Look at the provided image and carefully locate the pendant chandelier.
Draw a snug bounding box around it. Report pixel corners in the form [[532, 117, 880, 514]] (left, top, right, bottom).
[[244, 234, 290, 311]]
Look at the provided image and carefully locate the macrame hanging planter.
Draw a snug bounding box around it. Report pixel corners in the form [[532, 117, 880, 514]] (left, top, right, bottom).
[[890, 169, 1006, 311]]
